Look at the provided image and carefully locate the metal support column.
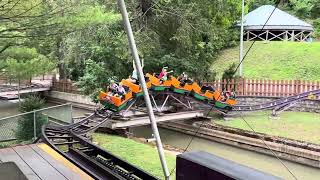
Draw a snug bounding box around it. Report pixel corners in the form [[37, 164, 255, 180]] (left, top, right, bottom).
[[70, 103, 73, 124], [239, 0, 245, 76], [118, 1, 170, 179], [160, 95, 170, 111], [150, 95, 160, 112], [33, 112, 36, 140]]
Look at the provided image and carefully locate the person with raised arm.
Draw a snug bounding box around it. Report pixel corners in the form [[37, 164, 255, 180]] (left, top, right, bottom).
[[158, 67, 173, 83]]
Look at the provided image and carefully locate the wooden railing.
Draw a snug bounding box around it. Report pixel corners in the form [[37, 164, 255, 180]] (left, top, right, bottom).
[[204, 79, 320, 97], [51, 79, 81, 94], [51, 78, 320, 97]]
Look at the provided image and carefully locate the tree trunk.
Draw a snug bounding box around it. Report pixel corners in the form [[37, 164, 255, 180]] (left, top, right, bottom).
[[139, 0, 153, 31], [279, 0, 288, 6], [141, 0, 152, 16], [56, 36, 66, 80]]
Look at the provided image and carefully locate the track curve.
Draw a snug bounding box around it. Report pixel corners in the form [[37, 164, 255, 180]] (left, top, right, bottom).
[[42, 111, 158, 180], [232, 89, 320, 112]]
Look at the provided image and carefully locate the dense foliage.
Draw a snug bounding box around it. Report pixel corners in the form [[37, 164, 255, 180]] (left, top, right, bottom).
[[16, 95, 46, 141], [2, 47, 56, 81], [72, 0, 243, 97], [1, 0, 319, 99]]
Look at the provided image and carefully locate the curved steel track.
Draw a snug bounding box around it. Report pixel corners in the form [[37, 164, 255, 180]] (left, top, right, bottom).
[[232, 89, 320, 112], [42, 111, 158, 180]]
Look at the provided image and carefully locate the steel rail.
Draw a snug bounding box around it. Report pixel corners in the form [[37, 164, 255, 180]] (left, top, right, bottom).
[[42, 114, 158, 180]]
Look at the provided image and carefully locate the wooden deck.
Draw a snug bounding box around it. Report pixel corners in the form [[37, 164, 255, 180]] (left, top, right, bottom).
[[0, 144, 92, 180]]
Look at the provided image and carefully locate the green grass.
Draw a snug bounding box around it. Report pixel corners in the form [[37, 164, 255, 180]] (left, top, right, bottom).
[[0, 140, 19, 148], [213, 41, 320, 80], [214, 111, 320, 144], [93, 133, 176, 179]]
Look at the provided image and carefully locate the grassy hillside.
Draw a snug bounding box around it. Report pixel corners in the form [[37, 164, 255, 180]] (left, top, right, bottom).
[[213, 41, 320, 80], [214, 111, 320, 144]]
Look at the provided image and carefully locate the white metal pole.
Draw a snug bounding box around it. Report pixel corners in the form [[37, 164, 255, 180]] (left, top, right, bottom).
[[239, 0, 245, 77], [117, 1, 170, 179], [33, 112, 36, 140], [70, 103, 73, 124]]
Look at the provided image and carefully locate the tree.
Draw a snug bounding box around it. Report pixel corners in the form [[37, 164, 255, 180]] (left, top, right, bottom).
[[310, 0, 320, 18], [2, 47, 56, 102], [61, 21, 128, 81], [76, 59, 118, 102], [290, 0, 313, 18], [247, 0, 277, 11], [134, 0, 242, 79], [313, 19, 320, 38], [0, 0, 120, 79], [67, 0, 243, 97]]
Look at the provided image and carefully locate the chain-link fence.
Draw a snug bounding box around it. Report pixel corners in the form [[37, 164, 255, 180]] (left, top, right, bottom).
[[0, 103, 72, 146]]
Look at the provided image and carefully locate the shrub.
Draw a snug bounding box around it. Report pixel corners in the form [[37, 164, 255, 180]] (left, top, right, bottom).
[[15, 95, 46, 141], [221, 63, 240, 91], [313, 18, 320, 39], [19, 95, 45, 112]]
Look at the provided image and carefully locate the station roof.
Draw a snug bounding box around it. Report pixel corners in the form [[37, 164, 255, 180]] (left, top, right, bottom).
[[241, 5, 313, 31]]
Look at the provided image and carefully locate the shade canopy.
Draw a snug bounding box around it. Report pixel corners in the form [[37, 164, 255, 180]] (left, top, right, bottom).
[[241, 5, 313, 31]]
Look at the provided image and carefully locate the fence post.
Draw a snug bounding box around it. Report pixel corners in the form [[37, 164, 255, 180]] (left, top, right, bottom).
[[33, 111, 36, 140], [294, 80, 301, 95], [70, 104, 73, 124], [242, 78, 246, 96], [62, 80, 65, 92]]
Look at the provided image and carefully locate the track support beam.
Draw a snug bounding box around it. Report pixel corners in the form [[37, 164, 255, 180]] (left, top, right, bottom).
[[118, 1, 170, 179]]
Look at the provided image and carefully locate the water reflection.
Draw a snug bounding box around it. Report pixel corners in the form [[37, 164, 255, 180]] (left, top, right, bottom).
[[0, 100, 20, 118]]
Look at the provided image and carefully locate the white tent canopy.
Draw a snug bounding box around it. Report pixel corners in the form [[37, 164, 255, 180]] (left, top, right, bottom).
[[239, 5, 313, 41]]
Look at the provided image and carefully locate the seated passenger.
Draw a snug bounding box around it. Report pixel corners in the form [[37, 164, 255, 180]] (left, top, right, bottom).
[[178, 72, 193, 86], [116, 83, 126, 96], [221, 91, 231, 102], [109, 80, 119, 93], [177, 72, 187, 81], [230, 91, 236, 99], [158, 67, 173, 83], [201, 85, 215, 93], [129, 69, 139, 84]]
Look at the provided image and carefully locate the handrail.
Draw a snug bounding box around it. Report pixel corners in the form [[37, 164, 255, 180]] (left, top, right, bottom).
[[0, 103, 71, 121]]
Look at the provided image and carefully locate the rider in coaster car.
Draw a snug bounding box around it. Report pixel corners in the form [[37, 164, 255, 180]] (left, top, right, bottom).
[[109, 80, 119, 94], [128, 68, 139, 84], [178, 72, 193, 86], [221, 90, 231, 102], [158, 67, 173, 84], [116, 82, 127, 96], [201, 84, 215, 93], [230, 90, 236, 99]]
